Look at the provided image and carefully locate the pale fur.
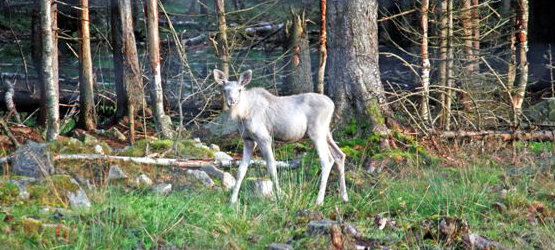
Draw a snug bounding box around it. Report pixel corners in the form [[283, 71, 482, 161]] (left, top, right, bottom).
[[214, 69, 348, 205]]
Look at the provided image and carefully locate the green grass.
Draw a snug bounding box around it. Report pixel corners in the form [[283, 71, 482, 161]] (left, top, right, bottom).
[[1, 140, 554, 249]]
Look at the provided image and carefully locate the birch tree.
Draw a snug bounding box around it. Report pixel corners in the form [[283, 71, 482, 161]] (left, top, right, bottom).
[[145, 0, 173, 138], [420, 0, 430, 125], [40, 0, 59, 141], [513, 0, 529, 125]]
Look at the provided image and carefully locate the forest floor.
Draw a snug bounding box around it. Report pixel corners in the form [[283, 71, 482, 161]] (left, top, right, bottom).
[[0, 127, 554, 249]]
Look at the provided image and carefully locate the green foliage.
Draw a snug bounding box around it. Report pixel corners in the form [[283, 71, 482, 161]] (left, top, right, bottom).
[[60, 118, 76, 135]]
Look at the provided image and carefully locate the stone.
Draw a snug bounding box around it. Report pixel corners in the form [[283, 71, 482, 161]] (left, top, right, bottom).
[[94, 144, 104, 154], [12, 141, 54, 178], [267, 243, 293, 250], [74, 174, 94, 190], [200, 165, 236, 190], [209, 144, 221, 152], [107, 165, 128, 181], [343, 223, 360, 238], [307, 219, 338, 235], [153, 183, 172, 195], [250, 179, 274, 199], [193, 138, 202, 143], [7, 177, 37, 200], [214, 151, 234, 166], [81, 132, 98, 145], [135, 174, 153, 187], [106, 127, 127, 141], [186, 169, 215, 188], [67, 189, 91, 210], [524, 98, 555, 123]]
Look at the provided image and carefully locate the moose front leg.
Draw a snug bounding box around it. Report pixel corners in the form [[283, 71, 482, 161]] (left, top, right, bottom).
[[257, 137, 283, 198], [230, 139, 256, 204]]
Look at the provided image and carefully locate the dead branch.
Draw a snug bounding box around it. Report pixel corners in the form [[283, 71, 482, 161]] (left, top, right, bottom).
[[54, 154, 293, 169], [433, 130, 555, 141]]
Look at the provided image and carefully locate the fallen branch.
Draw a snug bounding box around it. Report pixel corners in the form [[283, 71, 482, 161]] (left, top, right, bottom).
[[0, 119, 20, 148], [54, 154, 294, 169], [462, 234, 507, 250], [435, 130, 555, 141]]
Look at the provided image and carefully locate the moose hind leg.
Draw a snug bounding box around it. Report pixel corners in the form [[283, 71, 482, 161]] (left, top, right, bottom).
[[328, 133, 348, 202], [314, 136, 334, 206], [230, 139, 256, 204]]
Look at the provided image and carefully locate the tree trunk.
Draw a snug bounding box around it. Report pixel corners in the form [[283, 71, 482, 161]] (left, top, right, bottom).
[[327, 0, 388, 135], [187, 0, 196, 14], [40, 0, 59, 141], [112, 0, 144, 143], [420, 0, 430, 126], [513, 0, 528, 126], [78, 0, 96, 130], [507, 0, 516, 91], [30, 3, 45, 124], [472, 0, 480, 71], [215, 0, 229, 76], [283, 10, 313, 95], [215, 0, 229, 110], [460, 0, 474, 111], [316, 0, 327, 94], [110, 0, 127, 119], [445, 0, 455, 130], [145, 0, 173, 139], [439, 0, 449, 128]]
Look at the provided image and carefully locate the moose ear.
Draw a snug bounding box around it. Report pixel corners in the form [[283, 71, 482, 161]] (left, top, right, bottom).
[[239, 70, 252, 86], [213, 69, 227, 85]]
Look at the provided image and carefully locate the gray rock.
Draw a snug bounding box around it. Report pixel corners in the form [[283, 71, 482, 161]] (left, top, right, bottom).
[[107, 165, 128, 181], [8, 177, 37, 200], [307, 219, 338, 235], [193, 138, 202, 143], [74, 174, 94, 190], [267, 243, 293, 250], [186, 169, 215, 188], [81, 132, 98, 145], [94, 144, 104, 154], [12, 141, 54, 178], [250, 179, 274, 198], [67, 189, 91, 210], [153, 183, 172, 195], [524, 98, 555, 123], [135, 174, 153, 187], [200, 165, 236, 190], [209, 144, 221, 152], [343, 224, 360, 238], [98, 127, 127, 141], [214, 151, 234, 166]]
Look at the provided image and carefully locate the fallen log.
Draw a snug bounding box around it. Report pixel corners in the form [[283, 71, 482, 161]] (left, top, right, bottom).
[[54, 154, 294, 169], [435, 130, 555, 141]]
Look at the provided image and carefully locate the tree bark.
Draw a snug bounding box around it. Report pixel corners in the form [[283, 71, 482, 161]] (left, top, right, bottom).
[[316, 0, 327, 94], [439, 0, 449, 128], [472, 0, 480, 71], [327, 0, 388, 135], [420, 0, 430, 125], [110, 0, 127, 119], [2, 76, 21, 123], [215, 0, 229, 76], [507, 0, 516, 91], [40, 0, 59, 141], [513, 0, 528, 126], [78, 0, 96, 131], [145, 0, 173, 139], [30, 3, 45, 124], [445, 0, 454, 130], [283, 10, 313, 95], [111, 0, 144, 144]]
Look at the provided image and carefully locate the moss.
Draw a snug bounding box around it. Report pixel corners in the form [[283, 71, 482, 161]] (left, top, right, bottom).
[[26, 175, 81, 207], [0, 182, 20, 205]]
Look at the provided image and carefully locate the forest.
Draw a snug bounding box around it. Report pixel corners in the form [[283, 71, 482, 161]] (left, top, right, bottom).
[[0, 0, 553, 248]]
